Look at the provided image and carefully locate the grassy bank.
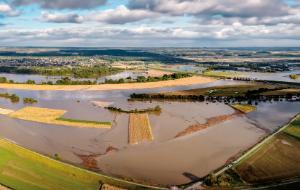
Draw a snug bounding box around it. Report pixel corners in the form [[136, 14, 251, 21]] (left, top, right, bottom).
[[0, 139, 165, 190], [105, 106, 161, 114]]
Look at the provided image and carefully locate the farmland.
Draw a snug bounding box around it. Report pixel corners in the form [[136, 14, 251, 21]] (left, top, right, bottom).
[[9, 107, 111, 129], [283, 115, 300, 139], [230, 104, 256, 113], [205, 115, 300, 188], [235, 133, 300, 184], [128, 113, 153, 145]]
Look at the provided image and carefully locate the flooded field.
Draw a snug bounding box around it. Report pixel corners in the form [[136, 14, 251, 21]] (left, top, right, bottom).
[[212, 70, 300, 83], [0, 80, 299, 185]]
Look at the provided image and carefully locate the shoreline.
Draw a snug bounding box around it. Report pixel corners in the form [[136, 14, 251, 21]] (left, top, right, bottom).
[[0, 76, 216, 91]]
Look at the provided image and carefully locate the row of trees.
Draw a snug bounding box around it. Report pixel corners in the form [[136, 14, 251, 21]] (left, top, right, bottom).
[[0, 65, 121, 78], [0, 93, 37, 104], [105, 105, 161, 114], [129, 93, 300, 104], [105, 73, 192, 84]]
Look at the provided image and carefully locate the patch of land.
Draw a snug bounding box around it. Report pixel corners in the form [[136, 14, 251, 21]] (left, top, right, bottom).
[[128, 113, 153, 145], [92, 101, 114, 108], [0, 108, 14, 115], [9, 107, 111, 129], [175, 111, 243, 138], [162, 83, 275, 97], [146, 69, 172, 77], [203, 71, 244, 78], [106, 105, 161, 114], [101, 184, 126, 190], [230, 104, 256, 113], [0, 139, 162, 190], [283, 115, 300, 139], [0, 76, 216, 91]]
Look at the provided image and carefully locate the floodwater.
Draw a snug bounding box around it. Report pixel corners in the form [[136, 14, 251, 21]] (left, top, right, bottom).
[[214, 70, 300, 83], [0, 80, 299, 186]]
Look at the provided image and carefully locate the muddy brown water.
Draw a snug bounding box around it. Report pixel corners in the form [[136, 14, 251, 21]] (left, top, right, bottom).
[[0, 80, 299, 185]]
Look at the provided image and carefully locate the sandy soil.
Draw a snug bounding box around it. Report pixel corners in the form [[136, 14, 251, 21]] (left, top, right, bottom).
[[0, 76, 216, 91], [146, 69, 172, 77], [0, 108, 14, 115], [175, 111, 243, 138]]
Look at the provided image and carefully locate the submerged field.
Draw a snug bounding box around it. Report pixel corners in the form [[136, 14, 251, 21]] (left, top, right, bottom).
[[0, 139, 160, 190]]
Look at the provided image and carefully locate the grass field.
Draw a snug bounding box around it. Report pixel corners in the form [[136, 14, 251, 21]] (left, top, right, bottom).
[[203, 71, 243, 78], [163, 83, 276, 97], [230, 104, 256, 113], [9, 107, 111, 129], [283, 115, 300, 139], [128, 113, 153, 145], [235, 133, 300, 184], [0, 139, 165, 190]]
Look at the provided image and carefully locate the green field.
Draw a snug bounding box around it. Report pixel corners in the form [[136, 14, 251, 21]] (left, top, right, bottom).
[[0, 139, 164, 190], [283, 115, 300, 139]]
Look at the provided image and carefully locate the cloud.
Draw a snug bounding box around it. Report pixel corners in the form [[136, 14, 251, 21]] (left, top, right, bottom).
[[1, 23, 300, 47], [0, 3, 19, 16], [41, 12, 83, 23], [11, 0, 107, 9], [128, 0, 291, 17], [88, 5, 158, 24], [128, 0, 300, 25]]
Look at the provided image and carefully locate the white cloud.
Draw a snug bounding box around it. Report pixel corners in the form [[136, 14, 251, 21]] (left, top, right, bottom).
[[87, 5, 159, 24], [0, 3, 19, 16], [41, 12, 83, 23]]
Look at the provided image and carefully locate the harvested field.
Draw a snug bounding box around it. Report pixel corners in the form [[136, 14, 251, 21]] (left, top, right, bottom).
[[101, 184, 126, 190], [128, 113, 153, 145], [9, 107, 111, 129], [235, 133, 300, 184], [230, 104, 256, 113], [0, 107, 14, 115], [175, 111, 243, 138]]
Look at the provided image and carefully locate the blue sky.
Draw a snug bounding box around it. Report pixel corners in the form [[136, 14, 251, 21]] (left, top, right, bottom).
[[1, 0, 300, 47]]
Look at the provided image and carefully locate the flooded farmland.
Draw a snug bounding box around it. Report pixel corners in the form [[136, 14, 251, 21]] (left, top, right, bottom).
[[0, 80, 299, 185]]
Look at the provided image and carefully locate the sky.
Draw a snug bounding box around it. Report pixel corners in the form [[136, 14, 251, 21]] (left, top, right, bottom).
[[1, 0, 300, 47]]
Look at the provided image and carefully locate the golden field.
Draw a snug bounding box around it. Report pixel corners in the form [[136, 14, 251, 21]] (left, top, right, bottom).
[[128, 113, 153, 145], [0, 76, 215, 91], [9, 107, 111, 129]]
